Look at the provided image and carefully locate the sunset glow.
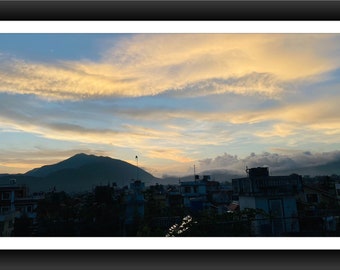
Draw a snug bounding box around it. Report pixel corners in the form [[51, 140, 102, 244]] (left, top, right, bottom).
[[1, 26, 340, 177]]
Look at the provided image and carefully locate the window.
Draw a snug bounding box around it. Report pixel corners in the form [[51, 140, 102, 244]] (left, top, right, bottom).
[[268, 199, 284, 236], [268, 199, 284, 217], [8, 220, 14, 228], [306, 194, 318, 203], [1, 207, 10, 214], [2, 192, 10, 200]]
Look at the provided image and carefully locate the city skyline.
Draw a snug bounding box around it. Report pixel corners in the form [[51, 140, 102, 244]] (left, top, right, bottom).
[[1, 32, 340, 177]]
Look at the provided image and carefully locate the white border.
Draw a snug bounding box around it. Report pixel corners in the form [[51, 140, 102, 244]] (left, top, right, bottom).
[[1, 237, 340, 250], [0, 21, 340, 33], [1, 21, 340, 249]]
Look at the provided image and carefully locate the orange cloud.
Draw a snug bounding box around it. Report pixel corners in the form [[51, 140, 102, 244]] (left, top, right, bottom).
[[1, 34, 338, 100], [146, 149, 193, 163]]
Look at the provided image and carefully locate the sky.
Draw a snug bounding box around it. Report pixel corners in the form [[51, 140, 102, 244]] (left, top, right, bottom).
[[1, 32, 340, 177]]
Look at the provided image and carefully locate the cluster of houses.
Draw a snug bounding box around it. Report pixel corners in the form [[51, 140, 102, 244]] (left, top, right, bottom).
[[126, 167, 340, 236], [1, 167, 340, 236], [0, 179, 43, 236]]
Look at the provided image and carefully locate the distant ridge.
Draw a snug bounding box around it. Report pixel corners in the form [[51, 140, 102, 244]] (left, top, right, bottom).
[[273, 159, 340, 177], [161, 160, 340, 185], [0, 153, 158, 193], [1, 153, 340, 193], [26, 153, 110, 177]]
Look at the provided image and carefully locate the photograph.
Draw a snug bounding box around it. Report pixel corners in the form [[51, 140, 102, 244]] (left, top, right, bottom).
[[1, 1, 340, 270], [1, 26, 340, 239]]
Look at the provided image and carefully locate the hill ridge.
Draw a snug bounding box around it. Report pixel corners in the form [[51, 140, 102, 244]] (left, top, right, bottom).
[[1, 153, 158, 193]]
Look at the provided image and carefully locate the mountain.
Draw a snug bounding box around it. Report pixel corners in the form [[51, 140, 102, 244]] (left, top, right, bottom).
[[273, 160, 340, 177], [161, 169, 243, 185], [165, 160, 340, 185], [2, 153, 340, 193], [25, 153, 98, 177], [0, 153, 158, 193]]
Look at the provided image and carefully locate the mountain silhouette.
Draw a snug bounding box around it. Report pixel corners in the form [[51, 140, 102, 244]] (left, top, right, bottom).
[[273, 159, 340, 177], [1, 153, 340, 193], [25, 153, 98, 177], [0, 153, 158, 193]]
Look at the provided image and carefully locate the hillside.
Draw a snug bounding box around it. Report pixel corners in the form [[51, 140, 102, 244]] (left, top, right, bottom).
[[164, 160, 340, 185], [273, 160, 340, 177], [1, 153, 340, 193], [26, 153, 110, 177], [0, 153, 158, 193]]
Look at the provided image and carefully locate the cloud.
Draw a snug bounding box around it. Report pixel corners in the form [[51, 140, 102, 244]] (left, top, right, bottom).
[[1, 32, 339, 176], [1, 89, 339, 173], [228, 97, 340, 132], [0, 59, 131, 100], [0, 94, 234, 153], [146, 149, 193, 163], [1, 34, 339, 100], [199, 153, 240, 170], [254, 123, 298, 138], [163, 72, 283, 98], [0, 94, 220, 168], [198, 150, 340, 174]]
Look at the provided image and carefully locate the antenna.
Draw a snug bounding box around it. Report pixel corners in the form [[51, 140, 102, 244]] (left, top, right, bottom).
[[135, 155, 139, 180]]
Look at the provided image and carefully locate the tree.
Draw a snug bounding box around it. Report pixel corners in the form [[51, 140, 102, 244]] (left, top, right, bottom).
[[13, 214, 32, 236]]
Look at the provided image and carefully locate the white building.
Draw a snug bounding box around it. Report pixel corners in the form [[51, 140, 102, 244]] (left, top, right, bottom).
[[0, 179, 44, 236], [232, 167, 302, 236]]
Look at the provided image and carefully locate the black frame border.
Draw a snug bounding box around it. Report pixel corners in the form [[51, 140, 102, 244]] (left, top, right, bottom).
[[1, 0, 340, 269], [0, 1, 339, 20], [1, 250, 340, 269]]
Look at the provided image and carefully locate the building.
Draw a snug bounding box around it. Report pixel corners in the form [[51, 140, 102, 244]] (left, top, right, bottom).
[[336, 183, 340, 203], [0, 179, 44, 236], [124, 180, 145, 225], [232, 167, 302, 236], [180, 175, 221, 213], [165, 185, 184, 215], [296, 180, 340, 234]]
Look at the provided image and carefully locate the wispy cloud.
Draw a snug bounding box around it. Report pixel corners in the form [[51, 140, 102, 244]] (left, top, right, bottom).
[[1, 34, 339, 100], [228, 97, 340, 136], [1, 34, 340, 176]]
